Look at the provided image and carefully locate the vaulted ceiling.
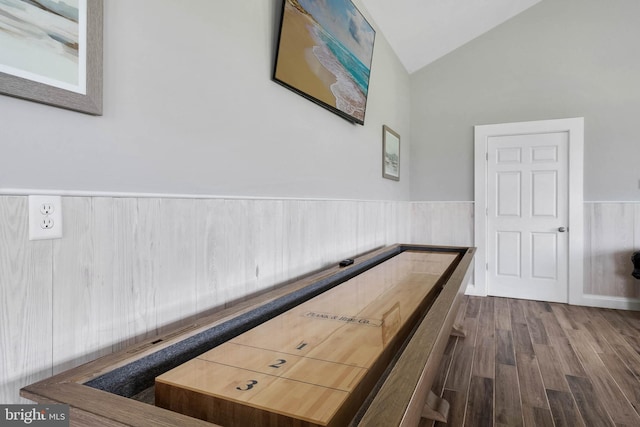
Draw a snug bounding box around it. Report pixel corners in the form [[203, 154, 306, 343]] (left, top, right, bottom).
[[360, 0, 542, 73]]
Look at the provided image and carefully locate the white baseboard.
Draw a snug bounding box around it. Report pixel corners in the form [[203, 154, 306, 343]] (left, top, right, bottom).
[[464, 283, 486, 297], [573, 293, 640, 311], [463, 286, 640, 311]]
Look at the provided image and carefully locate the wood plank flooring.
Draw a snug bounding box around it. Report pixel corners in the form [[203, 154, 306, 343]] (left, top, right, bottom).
[[422, 296, 640, 427]]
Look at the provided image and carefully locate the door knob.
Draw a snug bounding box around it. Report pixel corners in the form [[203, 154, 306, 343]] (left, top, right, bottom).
[[558, 226, 567, 232]]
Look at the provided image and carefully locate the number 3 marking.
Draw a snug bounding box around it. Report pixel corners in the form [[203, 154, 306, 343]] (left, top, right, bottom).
[[236, 380, 258, 391]]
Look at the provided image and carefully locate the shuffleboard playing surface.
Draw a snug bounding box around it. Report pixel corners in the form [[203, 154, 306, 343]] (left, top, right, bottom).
[[155, 250, 459, 427]]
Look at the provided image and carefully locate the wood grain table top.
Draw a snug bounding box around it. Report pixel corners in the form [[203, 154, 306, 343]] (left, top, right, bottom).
[[156, 250, 458, 426]]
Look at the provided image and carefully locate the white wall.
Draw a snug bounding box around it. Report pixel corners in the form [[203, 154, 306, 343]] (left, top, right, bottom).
[[0, 1, 417, 405], [0, 0, 411, 201], [409, 0, 640, 202]]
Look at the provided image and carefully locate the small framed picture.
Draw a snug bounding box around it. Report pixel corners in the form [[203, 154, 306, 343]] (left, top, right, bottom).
[[382, 125, 400, 181]]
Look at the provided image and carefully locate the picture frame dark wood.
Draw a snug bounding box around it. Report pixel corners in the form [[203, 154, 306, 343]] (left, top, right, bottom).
[[383, 125, 400, 181], [0, 0, 103, 115], [272, 0, 375, 125]]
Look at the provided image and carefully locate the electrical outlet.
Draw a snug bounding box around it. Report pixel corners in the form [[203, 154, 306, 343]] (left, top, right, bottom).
[[29, 195, 63, 240], [41, 217, 54, 229], [40, 203, 55, 215]]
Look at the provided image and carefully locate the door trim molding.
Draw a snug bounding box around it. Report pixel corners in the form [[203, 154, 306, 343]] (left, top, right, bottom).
[[473, 117, 584, 304]]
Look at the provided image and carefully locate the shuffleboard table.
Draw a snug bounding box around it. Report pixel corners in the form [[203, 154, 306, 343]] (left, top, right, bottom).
[[21, 244, 475, 427]]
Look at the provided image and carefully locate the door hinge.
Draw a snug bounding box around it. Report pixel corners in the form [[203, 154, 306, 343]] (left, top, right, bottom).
[[486, 263, 488, 271], [486, 152, 489, 161]]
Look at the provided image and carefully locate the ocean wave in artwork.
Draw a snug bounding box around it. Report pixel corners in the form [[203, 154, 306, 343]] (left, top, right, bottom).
[[309, 26, 367, 121]]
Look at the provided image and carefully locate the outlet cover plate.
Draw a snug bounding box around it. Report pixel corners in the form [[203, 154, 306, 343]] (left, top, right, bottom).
[[29, 195, 63, 240]]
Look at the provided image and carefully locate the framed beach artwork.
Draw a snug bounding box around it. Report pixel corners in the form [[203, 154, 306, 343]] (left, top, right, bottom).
[[382, 125, 400, 181], [0, 0, 103, 115], [273, 0, 375, 125]]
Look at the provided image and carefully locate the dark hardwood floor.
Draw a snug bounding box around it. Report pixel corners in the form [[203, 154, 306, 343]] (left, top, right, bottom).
[[422, 295, 640, 427]]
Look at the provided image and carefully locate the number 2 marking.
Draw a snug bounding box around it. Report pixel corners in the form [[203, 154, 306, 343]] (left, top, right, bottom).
[[236, 380, 258, 391], [269, 359, 287, 368]]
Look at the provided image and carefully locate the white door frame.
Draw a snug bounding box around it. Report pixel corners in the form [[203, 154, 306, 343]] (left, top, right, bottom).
[[472, 117, 584, 305]]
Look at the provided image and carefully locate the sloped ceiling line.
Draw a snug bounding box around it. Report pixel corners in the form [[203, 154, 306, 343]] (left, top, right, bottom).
[[360, 0, 542, 73]]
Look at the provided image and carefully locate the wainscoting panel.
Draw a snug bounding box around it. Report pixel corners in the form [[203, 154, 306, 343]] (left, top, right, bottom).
[[0, 195, 412, 404], [4, 197, 638, 405], [410, 202, 476, 293], [584, 203, 640, 300], [0, 197, 53, 404], [410, 202, 474, 246], [52, 197, 116, 374], [197, 198, 288, 312], [356, 201, 388, 253]]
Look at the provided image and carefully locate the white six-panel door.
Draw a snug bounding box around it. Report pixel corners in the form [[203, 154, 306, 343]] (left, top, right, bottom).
[[487, 132, 568, 302], [473, 118, 584, 305]]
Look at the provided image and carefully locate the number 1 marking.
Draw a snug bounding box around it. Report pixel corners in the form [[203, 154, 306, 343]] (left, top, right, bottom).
[[296, 342, 308, 350]]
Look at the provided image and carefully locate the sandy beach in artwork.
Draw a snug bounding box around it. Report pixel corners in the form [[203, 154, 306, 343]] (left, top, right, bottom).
[[274, 3, 338, 107]]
